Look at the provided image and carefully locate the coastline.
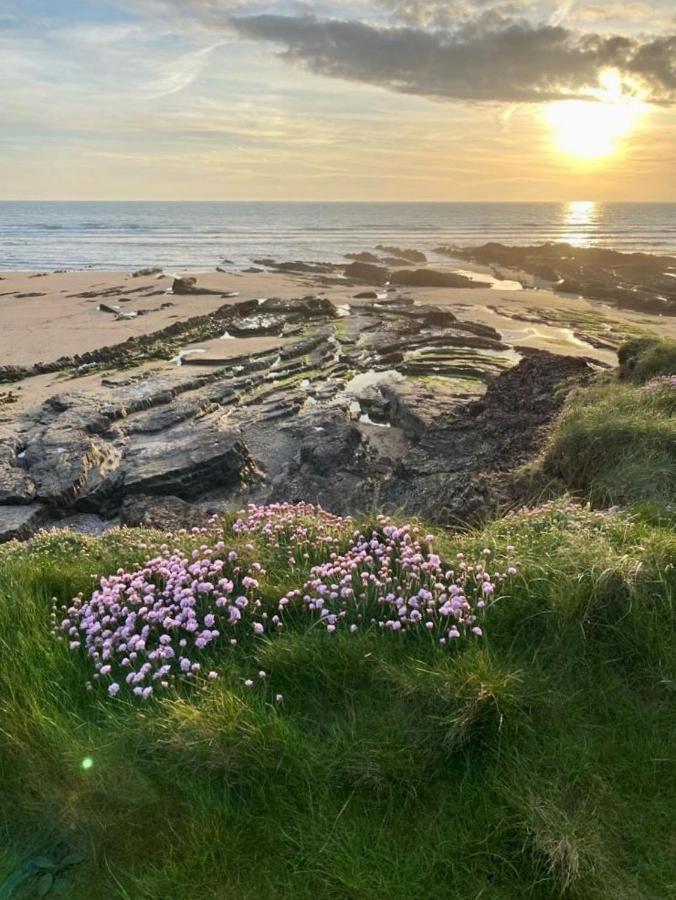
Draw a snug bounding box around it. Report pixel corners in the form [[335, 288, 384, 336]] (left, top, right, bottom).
[[1, 249, 674, 541]]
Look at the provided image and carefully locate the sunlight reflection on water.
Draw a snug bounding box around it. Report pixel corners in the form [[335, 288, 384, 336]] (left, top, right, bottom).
[[559, 201, 598, 247]]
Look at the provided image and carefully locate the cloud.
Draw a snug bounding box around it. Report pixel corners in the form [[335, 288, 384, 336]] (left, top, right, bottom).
[[231, 13, 676, 103], [142, 42, 226, 97]]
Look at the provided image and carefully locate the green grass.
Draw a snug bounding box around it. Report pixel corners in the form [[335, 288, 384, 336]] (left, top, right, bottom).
[[538, 337, 676, 511], [1, 502, 674, 899], [541, 379, 676, 509], [617, 336, 676, 383]]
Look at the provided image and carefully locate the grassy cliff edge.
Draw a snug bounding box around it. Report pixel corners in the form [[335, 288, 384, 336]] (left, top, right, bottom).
[[0, 340, 674, 900]]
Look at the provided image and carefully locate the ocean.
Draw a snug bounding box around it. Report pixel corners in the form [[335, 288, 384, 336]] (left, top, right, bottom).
[[0, 201, 675, 271]]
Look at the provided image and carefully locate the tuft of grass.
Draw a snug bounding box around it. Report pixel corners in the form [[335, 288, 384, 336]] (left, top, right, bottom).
[[617, 336, 676, 383], [541, 378, 676, 509], [0, 502, 675, 898]]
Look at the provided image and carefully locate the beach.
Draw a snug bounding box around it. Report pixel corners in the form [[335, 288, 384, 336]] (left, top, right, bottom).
[[1, 261, 673, 399], [1, 247, 674, 540]]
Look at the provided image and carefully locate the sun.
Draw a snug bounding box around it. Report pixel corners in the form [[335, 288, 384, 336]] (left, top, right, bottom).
[[544, 70, 645, 160]]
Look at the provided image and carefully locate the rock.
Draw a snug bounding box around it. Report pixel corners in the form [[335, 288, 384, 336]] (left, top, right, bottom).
[[172, 276, 197, 293], [438, 242, 676, 315], [354, 291, 379, 299], [98, 303, 119, 314], [23, 430, 124, 511], [255, 260, 337, 274], [390, 269, 489, 288], [392, 304, 459, 328], [120, 494, 207, 530], [343, 262, 390, 285], [376, 245, 427, 263], [54, 513, 114, 535], [132, 267, 162, 278], [172, 277, 236, 297], [382, 350, 593, 523], [259, 296, 337, 320], [229, 314, 287, 337], [0, 462, 36, 504], [299, 421, 362, 475], [381, 257, 415, 267], [345, 252, 380, 263], [124, 423, 256, 499], [0, 281, 608, 539], [0, 504, 47, 543], [380, 380, 482, 438]]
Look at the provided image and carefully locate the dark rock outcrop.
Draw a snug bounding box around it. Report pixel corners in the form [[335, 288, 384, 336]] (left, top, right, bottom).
[[172, 276, 237, 297], [120, 494, 208, 530], [0, 504, 48, 542], [343, 262, 390, 285], [376, 246, 427, 263], [437, 242, 676, 315], [390, 269, 490, 288], [345, 252, 380, 263], [124, 424, 256, 499]]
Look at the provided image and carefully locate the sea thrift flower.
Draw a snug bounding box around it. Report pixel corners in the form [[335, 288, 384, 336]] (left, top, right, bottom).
[[58, 503, 516, 701]]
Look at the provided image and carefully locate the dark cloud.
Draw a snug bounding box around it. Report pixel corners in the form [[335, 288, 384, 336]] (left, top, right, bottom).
[[230, 13, 676, 103]]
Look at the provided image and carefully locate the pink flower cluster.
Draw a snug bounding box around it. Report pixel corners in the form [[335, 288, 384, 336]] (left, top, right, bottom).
[[280, 516, 514, 641], [56, 541, 265, 700], [641, 374, 676, 393], [233, 501, 351, 564], [57, 505, 516, 700]]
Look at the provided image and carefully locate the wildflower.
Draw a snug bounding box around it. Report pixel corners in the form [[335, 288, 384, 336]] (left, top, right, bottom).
[[59, 502, 515, 701], [244, 679, 254, 688]]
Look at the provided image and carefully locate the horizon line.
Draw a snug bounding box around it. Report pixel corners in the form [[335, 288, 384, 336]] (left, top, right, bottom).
[[2, 199, 675, 204]]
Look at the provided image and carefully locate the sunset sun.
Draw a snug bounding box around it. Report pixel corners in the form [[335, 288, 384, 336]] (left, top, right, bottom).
[[544, 71, 645, 160]]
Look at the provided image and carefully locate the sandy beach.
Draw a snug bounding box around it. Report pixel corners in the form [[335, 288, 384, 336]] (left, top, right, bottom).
[[1, 263, 673, 415], [1, 253, 673, 543]]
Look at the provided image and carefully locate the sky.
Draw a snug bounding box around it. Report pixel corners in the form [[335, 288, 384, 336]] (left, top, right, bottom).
[[1, 0, 675, 200]]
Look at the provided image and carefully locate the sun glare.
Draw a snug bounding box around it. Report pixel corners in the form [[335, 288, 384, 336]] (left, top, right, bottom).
[[544, 70, 645, 161]]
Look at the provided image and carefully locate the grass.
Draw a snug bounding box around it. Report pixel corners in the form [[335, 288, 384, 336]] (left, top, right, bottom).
[[618, 337, 676, 383], [1, 337, 675, 898], [0, 501, 674, 899], [539, 337, 675, 510]]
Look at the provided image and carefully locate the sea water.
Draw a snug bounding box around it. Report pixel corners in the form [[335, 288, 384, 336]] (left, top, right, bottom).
[[0, 201, 674, 270]]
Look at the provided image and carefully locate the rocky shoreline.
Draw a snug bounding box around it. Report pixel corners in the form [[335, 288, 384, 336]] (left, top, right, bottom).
[[436, 242, 676, 315], [1, 245, 673, 541]]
